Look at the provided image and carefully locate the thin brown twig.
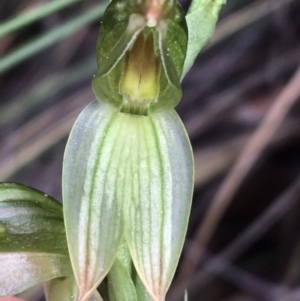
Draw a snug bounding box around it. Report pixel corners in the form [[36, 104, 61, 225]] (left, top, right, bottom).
[[194, 118, 300, 186], [185, 44, 300, 139], [0, 88, 93, 180], [176, 65, 300, 286], [170, 173, 300, 301], [275, 232, 300, 300], [209, 0, 297, 49], [191, 250, 274, 301]]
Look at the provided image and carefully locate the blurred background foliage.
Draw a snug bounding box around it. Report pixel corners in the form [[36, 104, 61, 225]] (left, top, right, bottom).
[[1, 0, 300, 300]]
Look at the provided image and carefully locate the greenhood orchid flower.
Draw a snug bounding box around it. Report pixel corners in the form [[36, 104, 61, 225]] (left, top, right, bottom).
[[63, 0, 193, 300], [92, 0, 188, 113], [0, 0, 225, 300]]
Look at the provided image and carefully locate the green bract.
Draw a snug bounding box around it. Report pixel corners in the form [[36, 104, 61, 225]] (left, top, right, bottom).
[[182, 0, 226, 77]]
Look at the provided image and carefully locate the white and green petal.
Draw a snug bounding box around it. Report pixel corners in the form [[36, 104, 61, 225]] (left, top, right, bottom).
[[122, 108, 194, 301], [63, 102, 124, 301], [63, 100, 193, 301]]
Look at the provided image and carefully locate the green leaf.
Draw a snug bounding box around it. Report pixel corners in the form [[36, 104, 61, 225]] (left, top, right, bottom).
[[182, 0, 226, 78], [0, 182, 71, 296], [92, 0, 188, 111], [0, 252, 71, 296], [0, 182, 67, 254]]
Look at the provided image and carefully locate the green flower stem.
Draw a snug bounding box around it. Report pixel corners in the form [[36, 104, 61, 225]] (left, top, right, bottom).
[[0, 2, 107, 74], [108, 258, 138, 301], [0, 0, 82, 38], [135, 274, 152, 301]]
